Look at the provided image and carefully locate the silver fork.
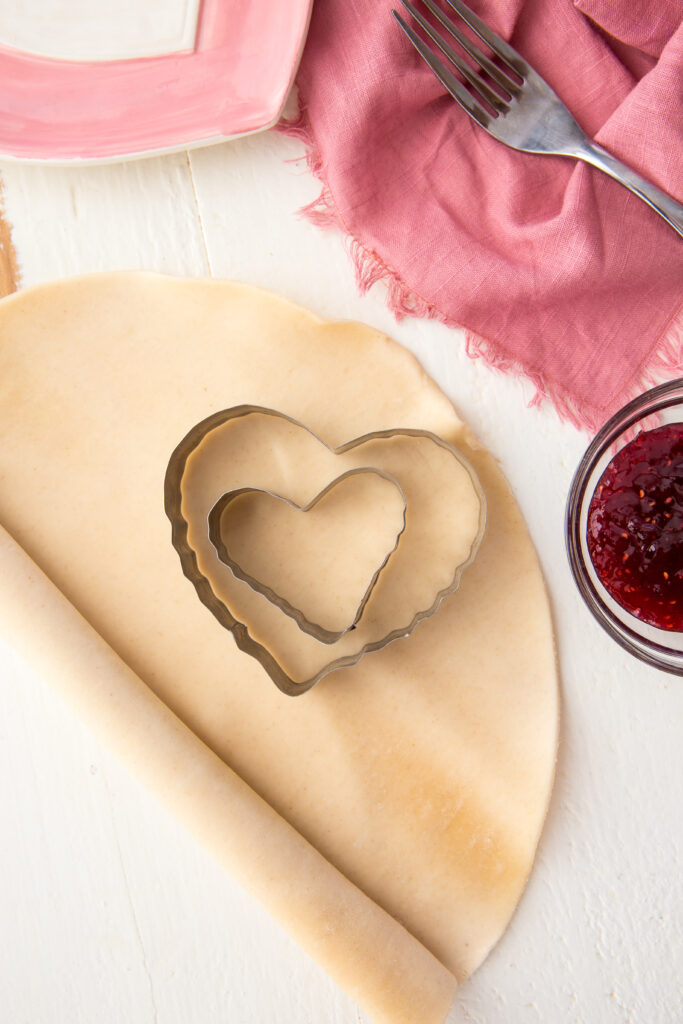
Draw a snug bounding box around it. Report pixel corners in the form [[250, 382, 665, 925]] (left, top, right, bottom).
[[393, 0, 683, 239]]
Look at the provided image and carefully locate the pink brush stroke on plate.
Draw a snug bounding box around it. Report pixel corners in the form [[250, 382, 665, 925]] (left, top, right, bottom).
[[0, 0, 313, 161]]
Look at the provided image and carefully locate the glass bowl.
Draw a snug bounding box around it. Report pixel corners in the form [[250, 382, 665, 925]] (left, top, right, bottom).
[[566, 378, 683, 675]]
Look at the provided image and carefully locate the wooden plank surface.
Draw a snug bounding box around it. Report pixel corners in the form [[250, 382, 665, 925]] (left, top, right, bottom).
[[0, 181, 19, 296], [0, 125, 681, 1024]]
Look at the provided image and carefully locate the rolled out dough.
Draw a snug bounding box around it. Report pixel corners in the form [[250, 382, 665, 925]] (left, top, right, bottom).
[[0, 273, 559, 1024]]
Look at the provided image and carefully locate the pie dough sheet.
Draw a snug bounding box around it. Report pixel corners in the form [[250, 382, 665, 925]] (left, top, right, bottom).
[[0, 525, 456, 1024], [0, 274, 559, 1024]]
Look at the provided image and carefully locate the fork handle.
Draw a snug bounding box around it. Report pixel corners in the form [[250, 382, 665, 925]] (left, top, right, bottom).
[[574, 139, 683, 240]]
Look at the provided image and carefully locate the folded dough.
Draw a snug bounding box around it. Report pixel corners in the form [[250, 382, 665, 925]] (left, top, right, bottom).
[[0, 273, 559, 1024]]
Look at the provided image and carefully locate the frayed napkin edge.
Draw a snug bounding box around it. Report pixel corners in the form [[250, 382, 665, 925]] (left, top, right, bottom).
[[277, 107, 683, 436]]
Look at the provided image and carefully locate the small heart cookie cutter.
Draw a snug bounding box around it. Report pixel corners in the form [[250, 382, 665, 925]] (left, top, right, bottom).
[[207, 468, 407, 645], [165, 405, 487, 696]]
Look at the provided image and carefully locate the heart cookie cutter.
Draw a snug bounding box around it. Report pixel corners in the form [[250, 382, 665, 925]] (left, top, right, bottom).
[[207, 468, 407, 645], [165, 405, 487, 696]]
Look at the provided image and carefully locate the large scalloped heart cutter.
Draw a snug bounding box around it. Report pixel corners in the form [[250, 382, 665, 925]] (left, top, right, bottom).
[[164, 406, 487, 696]]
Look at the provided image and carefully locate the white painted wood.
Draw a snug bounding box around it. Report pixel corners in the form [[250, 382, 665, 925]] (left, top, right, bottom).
[[0, 636, 364, 1024], [0, 125, 682, 1024], [0, 0, 200, 61], [0, 152, 209, 283]]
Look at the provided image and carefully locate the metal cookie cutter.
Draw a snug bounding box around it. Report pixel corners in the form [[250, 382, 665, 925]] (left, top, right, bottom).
[[207, 468, 407, 645], [164, 405, 487, 697]]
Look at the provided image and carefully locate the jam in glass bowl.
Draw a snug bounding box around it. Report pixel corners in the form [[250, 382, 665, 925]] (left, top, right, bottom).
[[566, 378, 683, 675]]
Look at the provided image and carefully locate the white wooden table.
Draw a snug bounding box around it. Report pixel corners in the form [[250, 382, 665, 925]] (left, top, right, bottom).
[[0, 123, 681, 1024]]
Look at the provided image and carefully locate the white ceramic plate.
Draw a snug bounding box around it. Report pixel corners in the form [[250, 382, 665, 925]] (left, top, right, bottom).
[[0, 0, 313, 162]]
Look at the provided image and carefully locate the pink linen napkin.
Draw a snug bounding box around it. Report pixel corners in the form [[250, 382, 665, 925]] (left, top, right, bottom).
[[286, 0, 683, 430]]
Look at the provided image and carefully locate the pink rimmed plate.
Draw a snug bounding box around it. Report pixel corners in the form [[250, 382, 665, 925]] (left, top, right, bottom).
[[0, 0, 313, 162]]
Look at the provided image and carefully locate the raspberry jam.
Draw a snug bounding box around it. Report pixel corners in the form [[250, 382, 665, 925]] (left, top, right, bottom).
[[587, 423, 683, 632]]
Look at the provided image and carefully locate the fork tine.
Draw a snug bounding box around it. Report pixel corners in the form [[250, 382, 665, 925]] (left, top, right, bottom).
[[392, 10, 491, 128], [400, 0, 510, 112], [421, 0, 521, 95], [443, 0, 529, 78]]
